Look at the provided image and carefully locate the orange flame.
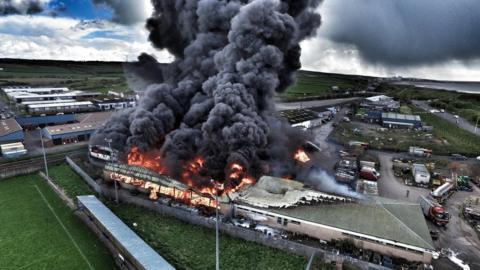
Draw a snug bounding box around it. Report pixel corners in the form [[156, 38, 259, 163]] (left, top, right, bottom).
[[128, 147, 168, 174], [294, 148, 310, 163]]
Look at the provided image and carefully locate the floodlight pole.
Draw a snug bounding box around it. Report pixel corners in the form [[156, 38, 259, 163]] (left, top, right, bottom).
[[475, 116, 479, 134], [105, 138, 118, 204], [39, 127, 49, 178], [211, 179, 220, 270]]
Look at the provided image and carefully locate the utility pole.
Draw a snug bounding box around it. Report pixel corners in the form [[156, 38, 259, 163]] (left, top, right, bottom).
[[105, 138, 118, 204], [475, 116, 479, 134], [39, 127, 49, 178], [211, 179, 220, 270]]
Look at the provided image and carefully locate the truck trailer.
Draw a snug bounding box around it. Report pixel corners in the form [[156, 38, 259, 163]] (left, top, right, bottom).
[[431, 182, 455, 204], [418, 195, 450, 226], [412, 163, 431, 185], [409, 147, 432, 157]]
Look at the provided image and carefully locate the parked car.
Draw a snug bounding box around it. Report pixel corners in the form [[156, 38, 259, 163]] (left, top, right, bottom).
[[231, 218, 253, 229], [476, 156, 480, 161], [382, 256, 394, 268], [451, 154, 468, 161], [254, 225, 281, 237]]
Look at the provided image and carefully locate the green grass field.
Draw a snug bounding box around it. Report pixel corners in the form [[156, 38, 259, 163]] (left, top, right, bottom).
[[282, 71, 369, 100], [48, 163, 95, 201], [0, 174, 116, 270], [0, 59, 127, 94]]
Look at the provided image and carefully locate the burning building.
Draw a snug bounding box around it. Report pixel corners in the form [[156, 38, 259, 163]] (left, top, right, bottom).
[[90, 0, 324, 192], [101, 161, 436, 264]]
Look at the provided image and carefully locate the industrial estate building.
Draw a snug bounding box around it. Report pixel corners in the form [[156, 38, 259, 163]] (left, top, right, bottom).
[[97, 160, 436, 264], [279, 108, 333, 130], [361, 95, 400, 111], [1, 86, 136, 116], [0, 118, 24, 144], [381, 113, 422, 129], [225, 176, 436, 264], [42, 111, 112, 146]]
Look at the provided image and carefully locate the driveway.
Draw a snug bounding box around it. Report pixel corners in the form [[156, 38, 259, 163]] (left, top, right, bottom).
[[376, 151, 480, 270], [412, 100, 479, 136]]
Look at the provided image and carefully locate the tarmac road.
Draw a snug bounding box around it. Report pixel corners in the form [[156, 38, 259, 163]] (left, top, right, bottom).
[[376, 151, 480, 270], [412, 100, 479, 137]]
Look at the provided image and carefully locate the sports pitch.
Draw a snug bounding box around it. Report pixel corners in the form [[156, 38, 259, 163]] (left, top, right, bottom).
[[0, 174, 116, 270]]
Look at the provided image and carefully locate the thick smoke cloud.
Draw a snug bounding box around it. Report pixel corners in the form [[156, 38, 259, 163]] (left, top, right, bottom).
[[92, 0, 322, 183], [92, 0, 151, 25], [0, 0, 48, 15], [321, 0, 480, 66]]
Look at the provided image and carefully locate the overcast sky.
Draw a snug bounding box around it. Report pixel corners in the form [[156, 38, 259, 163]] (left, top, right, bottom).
[[0, 0, 479, 81]]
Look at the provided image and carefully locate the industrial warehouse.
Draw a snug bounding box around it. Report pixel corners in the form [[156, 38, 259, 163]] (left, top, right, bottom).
[[95, 159, 437, 264]]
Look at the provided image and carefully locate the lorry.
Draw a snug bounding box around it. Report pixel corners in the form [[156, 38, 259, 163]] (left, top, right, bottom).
[[412, 163, 431, 185], [418, 195, 450, 226], [359, 166, 380, 181], [457, 176, 473, 192], [409, 147, 432, 157], [431, 182, 455, 204], [359, 160, 376, 169]]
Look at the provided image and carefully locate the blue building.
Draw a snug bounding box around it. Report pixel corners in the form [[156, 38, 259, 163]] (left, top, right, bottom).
[[0, 119, 24, 144], [15, 114, 76, 129]]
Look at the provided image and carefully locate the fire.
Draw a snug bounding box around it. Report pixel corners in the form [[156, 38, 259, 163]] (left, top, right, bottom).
[[128, 147, 168, 174], [294, 148, 310, 163]]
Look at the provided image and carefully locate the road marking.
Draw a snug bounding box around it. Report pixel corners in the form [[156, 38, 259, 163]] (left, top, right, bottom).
[[34, 185, 94, 270]]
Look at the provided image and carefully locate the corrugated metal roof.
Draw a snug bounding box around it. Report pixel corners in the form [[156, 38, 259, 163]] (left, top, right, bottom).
[[0, 118, 23, 137], [382, 113, 421, 122], [28, 101, 93, 109], [267, 196, 434, 250], [77, 195, 175, 270]]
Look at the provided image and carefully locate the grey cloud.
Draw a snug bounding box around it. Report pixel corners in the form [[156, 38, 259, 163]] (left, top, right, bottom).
[[92, 0, 150, 25], [321, 0, 480, 66], [0, 0, 47, 15]]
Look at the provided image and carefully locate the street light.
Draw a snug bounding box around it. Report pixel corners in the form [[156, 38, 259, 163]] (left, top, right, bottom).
[[475, 115, 479, 134], [39, 127, 48, 178], [211, 179, 221, 270], [105, 138, 118, 204]]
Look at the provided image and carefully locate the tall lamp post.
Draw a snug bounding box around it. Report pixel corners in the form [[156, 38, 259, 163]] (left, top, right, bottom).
[[105, 138, 118, 204], [39, 127, 49, 178], [475, 115, 479, 134], [211, 179, 221, 270]]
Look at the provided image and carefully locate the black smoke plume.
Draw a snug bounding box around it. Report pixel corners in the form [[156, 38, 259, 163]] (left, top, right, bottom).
[[0, 0, 46, 15], [92, 0, 322, 184]]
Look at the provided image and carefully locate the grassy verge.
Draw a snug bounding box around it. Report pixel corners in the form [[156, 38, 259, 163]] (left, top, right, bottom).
[[410, 106, 480, 156], [0, 174, 115, 269], [48, 163, 95, 201]]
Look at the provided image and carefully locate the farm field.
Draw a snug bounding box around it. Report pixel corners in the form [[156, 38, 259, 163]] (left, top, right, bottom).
[[0, 173, 116, 270], [0, 59, 127, 94], [282, 70, 369, 100]]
